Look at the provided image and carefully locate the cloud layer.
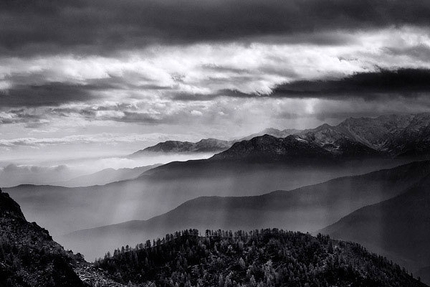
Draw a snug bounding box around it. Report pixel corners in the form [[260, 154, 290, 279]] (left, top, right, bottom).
[[270, 68, 430, 99], [2, 0, 430, 56], [2, 0, 430, 165]]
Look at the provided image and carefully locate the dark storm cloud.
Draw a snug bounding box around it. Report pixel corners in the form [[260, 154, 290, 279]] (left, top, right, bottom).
[[0, 82, 97, 107], [2, 0, 430, 56], [270, 68, 430, 100]]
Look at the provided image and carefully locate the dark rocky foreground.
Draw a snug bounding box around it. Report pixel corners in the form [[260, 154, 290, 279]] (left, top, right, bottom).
[[0, 190, 120, 287]]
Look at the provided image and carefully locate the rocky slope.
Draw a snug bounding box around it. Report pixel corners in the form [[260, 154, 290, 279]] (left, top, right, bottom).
[[0, 190, 85, 286], [0, 189, 122, 287]]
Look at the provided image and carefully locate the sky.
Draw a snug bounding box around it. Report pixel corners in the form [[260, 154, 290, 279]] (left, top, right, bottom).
[[2, 0, 430, 169]]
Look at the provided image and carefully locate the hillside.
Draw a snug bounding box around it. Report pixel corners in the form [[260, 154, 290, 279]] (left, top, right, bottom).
[[0, 189, 131, 286], [94, 229, 426, 287], [62, 160, 430, 260], [0, 190, 86, 286], [320, 174, 430, 282]]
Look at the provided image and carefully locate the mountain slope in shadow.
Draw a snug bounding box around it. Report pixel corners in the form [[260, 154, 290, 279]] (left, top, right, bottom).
[[62, 160, 430, 260], [320, 174, 430, 282]]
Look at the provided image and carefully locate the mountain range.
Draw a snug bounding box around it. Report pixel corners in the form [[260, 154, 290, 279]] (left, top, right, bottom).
[[7, 113, 430, 257], [212, 113, 430, 163], [4, 113, 430, 284], [8, 157, 395, 238], [128, 128, 299, 156], [2, 192, 423, 286], [62, 160, 430, 262], [130, 113, 430, 161]]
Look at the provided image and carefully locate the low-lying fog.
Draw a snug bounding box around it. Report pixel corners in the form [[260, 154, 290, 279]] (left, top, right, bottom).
[[0, 153, 214, 187], [1, 142, 415, 260], [6, 158, 410, 237]]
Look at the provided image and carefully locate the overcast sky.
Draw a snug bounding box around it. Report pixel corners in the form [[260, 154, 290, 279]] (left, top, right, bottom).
[[2, 0, 430, 165]]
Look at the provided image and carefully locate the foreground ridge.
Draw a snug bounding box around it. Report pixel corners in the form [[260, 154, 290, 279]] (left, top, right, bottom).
[[95, 229, 426, 287], [0, 190, 122, 287]]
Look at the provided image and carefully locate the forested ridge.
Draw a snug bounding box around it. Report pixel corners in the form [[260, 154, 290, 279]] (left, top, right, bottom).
[[95, 229, 426, 287]]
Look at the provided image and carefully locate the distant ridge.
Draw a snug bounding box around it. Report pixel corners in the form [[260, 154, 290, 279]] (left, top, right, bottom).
[[62, 160, 430, 260], [239, 127, 300, 140], [55, 165, 160, 187], [320, 173, 430, 283], [131, 113, 430, 161], [296, 113, 430, 158], [213, 113, 430, 162], [128, 128, 299, 157], [129, 138, 232, 157]]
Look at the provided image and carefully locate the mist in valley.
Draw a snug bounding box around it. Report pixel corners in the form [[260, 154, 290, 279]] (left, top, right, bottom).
[[56, 158, 427, 260], [0, 152, 214, 187], [5, 156, 413, 260]]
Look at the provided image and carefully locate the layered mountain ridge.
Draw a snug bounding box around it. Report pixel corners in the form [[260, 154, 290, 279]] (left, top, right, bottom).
[[132, 113, 430, 162], [212, 113, 430, 162], [63, 160, 430, 260], [321, 173, 430, 274]]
